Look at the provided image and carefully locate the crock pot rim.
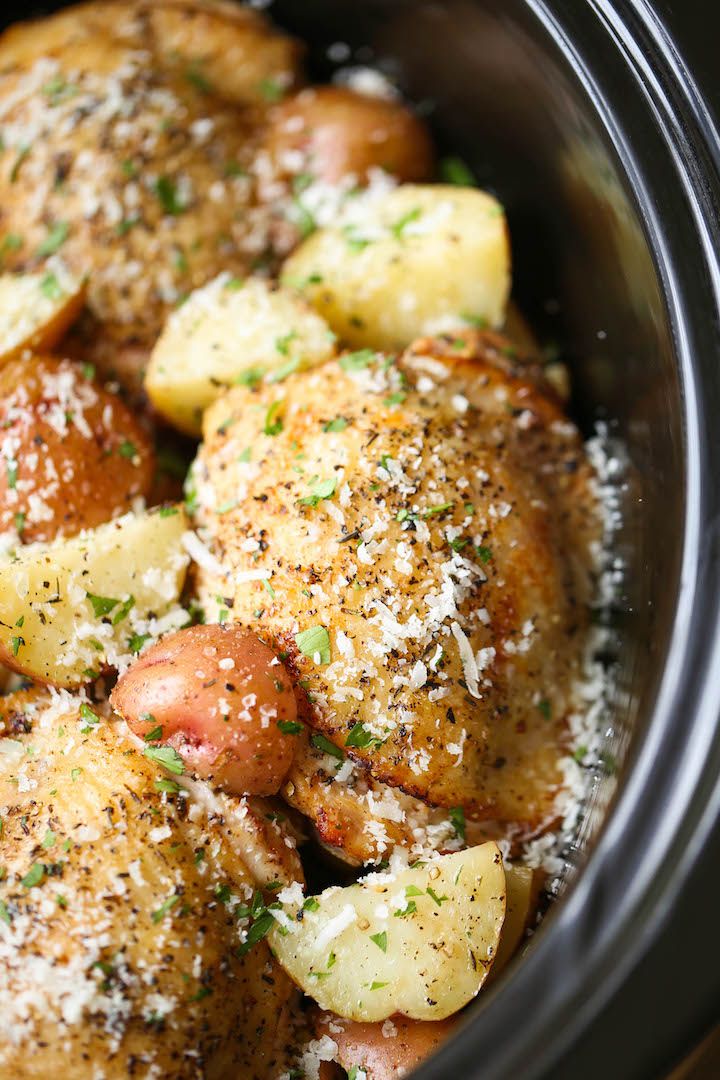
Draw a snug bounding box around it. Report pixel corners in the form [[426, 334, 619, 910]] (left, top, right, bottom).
[[414, 1, 720, 1076]]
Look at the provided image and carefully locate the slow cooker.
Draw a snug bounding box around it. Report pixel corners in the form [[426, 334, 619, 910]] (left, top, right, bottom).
[[4, 1, 720, 1077]]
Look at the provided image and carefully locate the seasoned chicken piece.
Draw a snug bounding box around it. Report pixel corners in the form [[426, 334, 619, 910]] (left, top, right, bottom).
[[0, 0, 302, 390], [191, 330, 599, 831], [284, 730, 504, 866], [0, 687, 302, 1079]]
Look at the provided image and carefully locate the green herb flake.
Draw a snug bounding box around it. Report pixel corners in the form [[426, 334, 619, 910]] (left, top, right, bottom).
[[440, 156, 476, 186], [573, 745, 588, 764], [310, 733, 344, 761], [295, 625, 331, 664], [143, 745, 186, 776], [154, 777, 181, 794], [10, 145, 30, 183], [264, 400, 284, 437], [41, 829, 56, 849], [277, 719, 302, 735], [345, 723, 383, 750], [151, 893, 180, 924], [128, 632, 151, 654], [298, 475, 337, 508], [390, 206, 422, 240], [0, 899, 10, 925], [21, 862, 45, 889], [303, 896, 320, 912], [79, 703, 100, 731], [6, 460, 18, 489], [10, 635, 23, 657], [70, 767, 83, 782], [476, 545, 493, 564], [427, 886, 448, 907], [258, 77, 285, 103], [422, 502, 453, 518], [86, 592, 119, 619], [154, 175, 184, 215], [394, 901, 417, 918], [118, 439, 138, 460], [36, 221, 69, 257], [323, 416, 348, 433], [369, 930, 387, 952], [449, 805, 466, 843], [339, 348, 375, 372], [40, 272, 64, 300]]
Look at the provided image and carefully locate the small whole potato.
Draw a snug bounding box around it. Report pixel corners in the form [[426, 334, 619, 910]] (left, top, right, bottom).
[[0, 354, 154, 542], [315, 1011, 457, 1078], [263, 85, 434, 185], [111, 624, 300, 795]]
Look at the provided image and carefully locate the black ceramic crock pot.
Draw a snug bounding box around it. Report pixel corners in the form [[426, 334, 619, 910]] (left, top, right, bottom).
[[4, 1, 720, 1077]]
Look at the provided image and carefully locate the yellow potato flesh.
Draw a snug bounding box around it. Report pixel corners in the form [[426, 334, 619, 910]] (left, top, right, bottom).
[[269, 842, 506, 1021], [0, 507, 189, 686], [145, 275, 336, 436], [281, 183, 511, 351]]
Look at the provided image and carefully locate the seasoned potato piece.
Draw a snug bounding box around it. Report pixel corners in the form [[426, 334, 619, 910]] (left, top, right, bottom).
[[191, 333, 597, 827], [0, 267, 85, 365], [0, 688, 301, 1079], [0, 355, 154, 542], [269, 843, 505, 1021], [487, 864, 537, 980], [281, 184, 510, 350], [263, 85, 433, 184], [142, 0, 303, 108], [146, 275, 336, 436], [0, 507, 189, 687], [112, 624, 299, 796], [315, 1010, 457, 1079]]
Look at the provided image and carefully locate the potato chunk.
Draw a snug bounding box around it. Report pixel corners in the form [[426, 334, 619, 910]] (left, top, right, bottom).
[[0, 354, 154, 541], [146, 275, 336, 436], [0, 507, 189, 686], [281, 184, 510, 350], [0, 266, 85, 365], [269, 843, 505, 1021]]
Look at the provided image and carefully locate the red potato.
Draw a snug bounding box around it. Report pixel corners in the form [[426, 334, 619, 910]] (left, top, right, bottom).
[[263, 85, 434, 185], [0, 354, 154, 542], [111, 624, 300, 796], [315, 1011, 457, 1079]]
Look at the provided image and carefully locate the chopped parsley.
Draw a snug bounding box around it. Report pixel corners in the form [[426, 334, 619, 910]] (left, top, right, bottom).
[[6, 460, 17, 489], [345, 723, 383, 750], [297, 475, 336, 507], [118, 439, 138, 460], [10, 635, 23, 657], [295, 625, 331, 664], [264, 400, 284, 436], [258, 77, 285, 103], [323, 417, 348, 433], [537, 698, 552, 720], [427, 887, 448, 907], [86, 592, 120, 619], [154, 176, 184, 215], [21, 862, 45, 889], [154, 778, 181, 795], [0, 899, 10, 925], [394, 900, 417, 917], [79, 703, 100, 732], [41, 829, 56, 849], [339, 348, 375, 372], [277, 720, 303, 735], [40, 272, 64, 300], [303, 896, 320, 912], [310, 733, 344, 761], [439, 156, 476, 186], [151, 894, 180, 924], [389, 206, 422, 239], [112, 596, 135, 625], [36, 221, 69, 256], [128, 632, 151, 654], [422, 502, 453, 518], [476, 545, 493, 563], [369, 930, 387, 952], [143, 745, 185, 776], [449, 805, 466, 843]]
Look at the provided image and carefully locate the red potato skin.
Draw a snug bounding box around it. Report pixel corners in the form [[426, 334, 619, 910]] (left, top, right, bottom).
[[315, 1011, 457, 1079], [111, 625, 299, 796], [263, 85, 434, 185]]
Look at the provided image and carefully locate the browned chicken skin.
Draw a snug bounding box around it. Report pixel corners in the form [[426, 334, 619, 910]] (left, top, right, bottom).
[[191, 330, 598, 841]]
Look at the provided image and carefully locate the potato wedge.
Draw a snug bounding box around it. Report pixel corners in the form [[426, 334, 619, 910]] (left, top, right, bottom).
[[269, 843, 505, 1021], [145, 275, 337, 436], [281, 184, 510, 351], [0, 264, 85, 365], [0, 507, 189, 686], [488, 865, 536, 980]]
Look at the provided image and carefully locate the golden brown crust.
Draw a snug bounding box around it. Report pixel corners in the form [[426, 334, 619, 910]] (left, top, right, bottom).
[[0, 687, 301, 1078], [192, 331, 599, 830], [0, 354, 154, 541]]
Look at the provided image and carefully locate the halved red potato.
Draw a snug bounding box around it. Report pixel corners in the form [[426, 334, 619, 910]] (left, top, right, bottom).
[[111, 624, 300, 796], [0, 267, 86, 367], [0, 354, 154, 542], [263, 85, 434, 185], [315, 1011, 457, 1080]]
